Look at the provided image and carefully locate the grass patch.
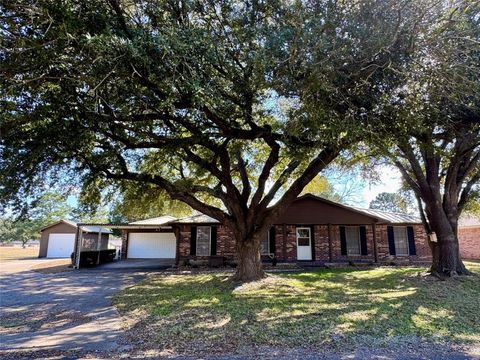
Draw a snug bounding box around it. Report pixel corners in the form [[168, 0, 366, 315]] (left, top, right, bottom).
[[0, 247, 39, 261], [114, 262, 480, 354]]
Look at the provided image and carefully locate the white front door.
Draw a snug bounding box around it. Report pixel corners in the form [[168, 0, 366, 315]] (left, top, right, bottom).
[[128, 232, 176, 258], [296, 227, 312, 260], [47, 233, 76, 258]]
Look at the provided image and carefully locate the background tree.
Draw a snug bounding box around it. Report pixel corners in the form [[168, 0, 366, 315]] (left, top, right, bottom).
[[109, 183, 193, 222], [373, 2, 480, 277], [0, 192, 73, 246], [301, 176, 342, 203], [0, 218, 38, 247], [369, 192, 409, 214], [1, 0, 420, 281]]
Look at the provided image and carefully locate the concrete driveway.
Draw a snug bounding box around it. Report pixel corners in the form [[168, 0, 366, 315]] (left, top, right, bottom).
[[0, 263, 146, 356], [0, 258, 67, 275]]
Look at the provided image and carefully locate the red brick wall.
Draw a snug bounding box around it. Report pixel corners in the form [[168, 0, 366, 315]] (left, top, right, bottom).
[[459, 227, 480, 260], [177, 224, 236, 262], [329, 225, 375, 263], [173, 223, 431, 264], [376, 224, 430, 262]]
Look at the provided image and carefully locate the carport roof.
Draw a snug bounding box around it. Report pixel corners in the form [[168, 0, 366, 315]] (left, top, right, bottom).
[[40, 219, 113, 233], [77, 216, 176, 229]]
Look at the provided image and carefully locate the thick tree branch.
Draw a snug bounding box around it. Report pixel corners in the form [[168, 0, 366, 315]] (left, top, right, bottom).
[[458, 170, 480, 215], [236, 150, 251, 201]]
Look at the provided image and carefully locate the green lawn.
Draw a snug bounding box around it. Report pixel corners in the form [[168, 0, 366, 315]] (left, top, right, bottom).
[[114, 262, 480, 355]]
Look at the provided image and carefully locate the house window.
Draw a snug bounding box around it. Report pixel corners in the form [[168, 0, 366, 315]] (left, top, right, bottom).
[[296, 227, 311, 246], [394, 226, 409, 256], [196, 226, 211, 256], [260, 231, 270, 254], [345, 226, 360, 255]]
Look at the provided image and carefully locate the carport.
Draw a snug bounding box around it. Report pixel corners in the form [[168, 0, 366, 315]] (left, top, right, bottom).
[[39, 220, 111, 259], [73, 216, 177, 269]]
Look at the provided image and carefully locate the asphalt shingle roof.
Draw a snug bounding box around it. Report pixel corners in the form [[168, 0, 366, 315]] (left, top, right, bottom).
[[130, 215, 177, 225], [170, 214, 220, 224]]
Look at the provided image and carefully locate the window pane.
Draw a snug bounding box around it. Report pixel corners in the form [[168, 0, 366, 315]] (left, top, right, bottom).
[[298, 238, 310, 246], [260, 232, 270, 254], [297, 228, 310, 238], [346, 226, 360, 255], [394, 227, 408, 256], [196, 226, 211, 256]]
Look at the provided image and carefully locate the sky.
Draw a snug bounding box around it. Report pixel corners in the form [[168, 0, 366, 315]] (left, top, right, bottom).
[[359, 166, 403, 207], [329, 165, 403, 208]]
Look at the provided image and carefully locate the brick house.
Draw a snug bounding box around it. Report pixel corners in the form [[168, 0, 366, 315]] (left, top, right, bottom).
[[119, 194, 431, 266], [459, 214, 480, 260]]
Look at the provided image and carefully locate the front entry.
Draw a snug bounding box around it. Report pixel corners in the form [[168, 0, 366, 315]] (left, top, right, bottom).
[[296, 227, 312, 260]]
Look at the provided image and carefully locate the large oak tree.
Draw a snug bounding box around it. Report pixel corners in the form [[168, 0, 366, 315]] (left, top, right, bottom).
[[374, 2, 480, 277], [1, 0, 420, 281]]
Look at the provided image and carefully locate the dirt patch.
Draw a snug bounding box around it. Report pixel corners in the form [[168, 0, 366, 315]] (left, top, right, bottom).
[[0, 247, 39, 261], [30, 259, 72, 274]]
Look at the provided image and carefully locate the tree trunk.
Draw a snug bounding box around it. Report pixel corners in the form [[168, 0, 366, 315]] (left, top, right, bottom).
[[232, 236, 265, 282], [429, 229, 469, 277], [426, 205, 470, 277]]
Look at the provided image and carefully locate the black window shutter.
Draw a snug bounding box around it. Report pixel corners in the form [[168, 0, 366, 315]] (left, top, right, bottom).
[[190, 226, 197, 255], [407, 226, 416, 255], [269, 227, 276, 255], [210, 226, 217, 256], [310, 225, 315, 260], [340, 226, 347, 256], [387, 226, 396, 255], [360, 226, 368, 255]]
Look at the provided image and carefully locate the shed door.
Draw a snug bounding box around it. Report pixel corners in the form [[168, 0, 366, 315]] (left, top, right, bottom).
[[47, 233, 76, 258], [127, 232, 176, 259]]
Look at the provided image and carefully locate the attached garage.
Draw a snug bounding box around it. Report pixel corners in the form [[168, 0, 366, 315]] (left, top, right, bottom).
[[127, 232, 176, 259], [119, 216, 178, 261]]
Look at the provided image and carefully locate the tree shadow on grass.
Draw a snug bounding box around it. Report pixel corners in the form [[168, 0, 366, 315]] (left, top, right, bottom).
[[115, 267, 480, 357]]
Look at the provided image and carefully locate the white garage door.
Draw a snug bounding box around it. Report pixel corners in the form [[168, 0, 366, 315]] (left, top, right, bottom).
[[47, 233, 75, 258], [128, 232, 176, 259]]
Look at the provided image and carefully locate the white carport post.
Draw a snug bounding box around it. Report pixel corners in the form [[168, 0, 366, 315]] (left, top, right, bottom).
[[96, 227, 103, 265], [75, 225, 83, 269], [97, 227, 103, 250]]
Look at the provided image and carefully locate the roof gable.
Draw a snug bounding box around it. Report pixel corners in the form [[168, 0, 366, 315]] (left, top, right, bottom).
[[276, 194, 379, 225], [40, 219, 77, 232]]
